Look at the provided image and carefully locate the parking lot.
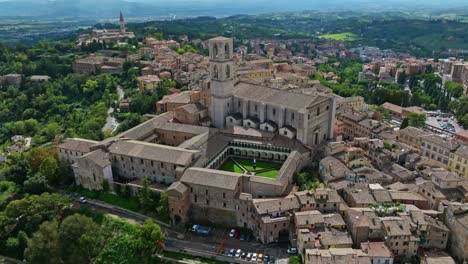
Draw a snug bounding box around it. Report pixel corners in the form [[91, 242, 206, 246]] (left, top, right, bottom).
[[425, 111, 464, 134], [183, 226, 291, 264]]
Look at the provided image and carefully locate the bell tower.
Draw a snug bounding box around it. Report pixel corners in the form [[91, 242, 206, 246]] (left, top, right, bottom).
[[209, 37, 235, 128], [119, 11, 126, 33]]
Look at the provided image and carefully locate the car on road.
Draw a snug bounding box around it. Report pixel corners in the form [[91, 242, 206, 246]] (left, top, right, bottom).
[[251, 253, 258, 262], [257, 253, 263, 263], [79, 197, 88, 204], [287, 247, 298, 254], [228, 249, 235, 257], [246, 253, 252, 261], [229, 229, 236, 237], [235, 249, 242, 258]]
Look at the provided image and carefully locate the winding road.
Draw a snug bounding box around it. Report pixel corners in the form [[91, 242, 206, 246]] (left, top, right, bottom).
[[102, 85, 124, 133]]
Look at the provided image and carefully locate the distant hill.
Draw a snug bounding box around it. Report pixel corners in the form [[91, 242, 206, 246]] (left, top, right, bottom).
[[0, 0, 467, 18], [0, 0, 158, 17]]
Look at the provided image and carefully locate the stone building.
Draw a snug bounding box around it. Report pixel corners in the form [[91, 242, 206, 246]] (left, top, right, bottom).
[[72, 55, 125, 74], [304, 248, 370, 264], [78, 12, 135, 44], [380, 217, 419, 260], [137, 75, 161, 93], [443, 202, 468, 263], [360, 242, 393, 264], [208, 37, 335, 147]]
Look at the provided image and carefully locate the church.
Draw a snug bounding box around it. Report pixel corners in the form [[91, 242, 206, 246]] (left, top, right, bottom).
[[208, 37, 336, 146], [79, 12, 135, 44]]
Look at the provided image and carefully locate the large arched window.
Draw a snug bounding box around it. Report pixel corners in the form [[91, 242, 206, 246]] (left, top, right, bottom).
[[213, 44, 218, 59], [213, 65, 219, 79], [226, 64, 230, 78], [225, 43, 230, 59]]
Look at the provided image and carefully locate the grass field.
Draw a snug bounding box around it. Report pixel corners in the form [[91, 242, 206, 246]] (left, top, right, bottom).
[[319, 32, 360, 41], [219, 159, 245, 174], [77, 189, 140, 212], [219, 158, 281, 179]]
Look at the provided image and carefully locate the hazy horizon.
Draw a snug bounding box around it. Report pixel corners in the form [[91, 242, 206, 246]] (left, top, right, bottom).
[[0, 0, 467, 18]]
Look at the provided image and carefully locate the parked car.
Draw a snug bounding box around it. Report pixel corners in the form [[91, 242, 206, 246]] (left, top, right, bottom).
[[241, 252, 247, 259], [192, 225, 212, 236], [234, 231, 240, 238], [257, 253, 264, 263], [240, 233, 246, 241], [229, 229, 236, 237], [287, 247, 298, 254], [263, 254, 270, 263], [246, 253, 253, 261], [228, 249, 235, 257], [79, 197, 87, 204], [235, 249, 242, 258], [252, 253, 258, 262]]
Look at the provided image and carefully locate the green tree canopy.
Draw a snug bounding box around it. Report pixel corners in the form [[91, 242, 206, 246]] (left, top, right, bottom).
[[24, 220, 61, 264], [407, 112, 427, 128]]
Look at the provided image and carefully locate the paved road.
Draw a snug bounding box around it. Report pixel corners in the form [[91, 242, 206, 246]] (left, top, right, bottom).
[[0, 255, 23, 263], [73, 196, 289, 263], [102, 85, 125, 133]]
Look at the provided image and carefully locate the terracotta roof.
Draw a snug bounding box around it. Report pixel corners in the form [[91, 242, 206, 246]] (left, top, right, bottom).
[[361, 242, 393, 258], [57, 138, 99, 153], [253, 195, 300, 215], [108, 140, 197, 165], [233, 81, 331, 111], [80, 149, 110, 168], [180, 168, 241, 190]]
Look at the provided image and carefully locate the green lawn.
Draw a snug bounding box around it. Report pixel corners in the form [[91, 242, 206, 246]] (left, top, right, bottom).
[[219, 159, 245, 174], [319, 32, 360, 41], [77, 189, 140, 212], [218, 158, 281, 179]]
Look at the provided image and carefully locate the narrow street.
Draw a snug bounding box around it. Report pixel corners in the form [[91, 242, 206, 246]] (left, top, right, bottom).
[[72, 196, 289, 263], [102, 85, 125, 133]]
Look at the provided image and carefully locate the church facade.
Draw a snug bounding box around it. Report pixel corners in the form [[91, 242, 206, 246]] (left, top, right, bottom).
[[208, 37, 336, 147]]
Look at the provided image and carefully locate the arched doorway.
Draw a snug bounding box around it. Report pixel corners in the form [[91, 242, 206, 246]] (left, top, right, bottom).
[[174, 214, 182, 225], [278, 229, 290, 243]]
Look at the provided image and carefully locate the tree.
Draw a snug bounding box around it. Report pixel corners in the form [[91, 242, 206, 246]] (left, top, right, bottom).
[[156, 192, 169, 222], [4, 193, 71, 235], [400, 118, 409, 129], [24, 220, 61, 264], [1, 154, 31, 185], [0, 181, 17, 208], [289, 255, 302, 264], [43, 122, 60, 142], [138, 219, 166, 258], [23, 173, 48, 194], [139, 177, 154, 214], [39, 157, 59, 184], [407, 112, 427, 128], [446, 81, 464, 99], [376, 106, 391, 121], [82, 79, 99, 94], [397, 70, 407, 85], [58, 214, 99, 264], [102, 179, 110, 193]]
